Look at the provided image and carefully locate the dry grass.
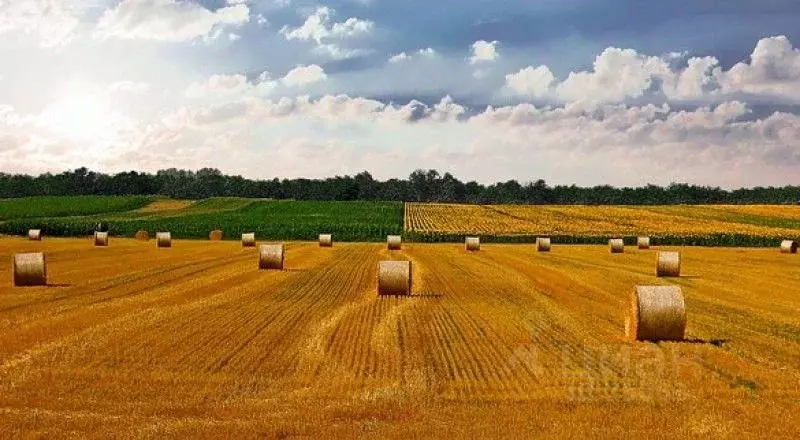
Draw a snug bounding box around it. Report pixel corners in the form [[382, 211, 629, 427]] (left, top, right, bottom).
[[137, 199, 195, 213], [405, 202, 800, 237], [0, 238, 799, 438]]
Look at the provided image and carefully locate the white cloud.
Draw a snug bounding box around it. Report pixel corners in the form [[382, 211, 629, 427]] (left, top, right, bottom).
[[185, 74, 252, 98], [720, 35, 800, 97], [388, 52, 410, 63], [0, 0, 80, 47], [469, 40, 499, 64], [95, 0, 249, 42], [503, 36, 800, 104], [505, 66, 555, 98], [282, 64, 327, 87], [280, 6, 374, 59], [388, 47, 436, 63]]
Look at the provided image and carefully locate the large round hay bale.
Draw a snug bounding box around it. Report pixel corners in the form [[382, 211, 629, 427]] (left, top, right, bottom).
[[387, 235, 402, 250], [319, 234, 333, 247], [609, 238, 624, 253], [134, 230, 149, 241], [465, 236, 480, 251], [28, 229, 41, 241], [94, 231, 109, 247], [637, 236, 650, 250], [242, 233, 256, 247], [12, 252, 46, 286], [656, 251, 681, 277], [537, 237, 551, 252], [780, 240, 798, 254], [259, 244, 284, 270], [209, 230, 223, 241], [156, 232, 171, 248], [626, 285, 686, 342], [378, 260, 412, 295]]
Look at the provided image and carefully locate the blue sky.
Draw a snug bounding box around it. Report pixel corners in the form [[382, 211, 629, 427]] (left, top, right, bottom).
[[1, 0, 800, 187]]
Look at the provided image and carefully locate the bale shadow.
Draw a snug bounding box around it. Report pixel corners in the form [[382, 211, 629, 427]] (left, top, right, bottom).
[[682, 337, 729, 347], [412, 292, 445, 298]]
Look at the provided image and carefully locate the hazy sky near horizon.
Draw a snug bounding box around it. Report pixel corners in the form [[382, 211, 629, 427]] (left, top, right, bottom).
[[1, 1, 800, 187]]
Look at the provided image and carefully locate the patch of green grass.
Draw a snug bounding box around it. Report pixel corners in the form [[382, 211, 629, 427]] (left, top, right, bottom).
[[0, 200, 404, 242], [0, 196, 155, 220]]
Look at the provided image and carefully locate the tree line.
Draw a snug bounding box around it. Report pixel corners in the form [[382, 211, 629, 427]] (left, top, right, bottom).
[[1, 167, 799, 204]]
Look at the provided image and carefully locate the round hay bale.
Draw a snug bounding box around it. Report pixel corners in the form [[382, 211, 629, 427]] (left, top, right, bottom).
[[94, 231, 109, 247], [465, 236, 480, 251], [378, 260, 412, 295], [536, 237, 551, 252], [609, 238, 624, 253], [12, 252, 46, 286], [28, 229, 42, 241], [156, 232, 171, 248], [209, 230, 223, 241], [387, 235, 402, 250], [319, 234, 333, 247], [242, 233, 256, 247], [656, 251, 681, 277], [259, 244, 285, 270], [637, 236, 650, 250], [626, 285, 686, 342], [780, 240, 798, 254], [134, 230, 149, 241]]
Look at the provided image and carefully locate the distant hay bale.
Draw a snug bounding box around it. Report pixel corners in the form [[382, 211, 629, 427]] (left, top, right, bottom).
[[319, 234, 333, 247], [609, 238, 624, 253], [28, 229, 41, 241], [378, 260, 412, 295], [94, 231, 109, 247], [626, 285, 686, 342], [656, 251, 681, 277], [780, 240, 798, 254], [209, 230, 223, 241], [387, 235, 402, 250], [12, 252, 46, 287], [637, 236, 650, 250], [242, 233, 256, 247], [537, 237, 551, 252], [134, 230, 149, 241], [259, 244, 285, 270], [156, 232, 171, 248], [465, 236, 480, 251]]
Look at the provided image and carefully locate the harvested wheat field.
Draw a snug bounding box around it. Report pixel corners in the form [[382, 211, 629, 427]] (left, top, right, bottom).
[[1, 237, 799, 438]]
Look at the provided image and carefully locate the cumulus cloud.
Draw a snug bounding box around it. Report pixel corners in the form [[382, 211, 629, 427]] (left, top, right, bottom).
[[279, 6, 373, 59], [282, 64, 327, 86], [388, 47, 436, 63], [503, 35, 800, 105], [0, 0, 80, 47], [469, 40, 499, 64], [95, 0, 249, 42], [720, 36, 800, 96], [184, 65, 326, 98]]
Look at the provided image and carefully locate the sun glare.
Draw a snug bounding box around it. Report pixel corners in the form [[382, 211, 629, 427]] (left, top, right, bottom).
[[39, 84, 128, 143]]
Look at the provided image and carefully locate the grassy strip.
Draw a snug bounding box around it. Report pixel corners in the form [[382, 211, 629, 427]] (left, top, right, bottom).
[[0, 196, 154, 220], [403, 232, 790, 247]]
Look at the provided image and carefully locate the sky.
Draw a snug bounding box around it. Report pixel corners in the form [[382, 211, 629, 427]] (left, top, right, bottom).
[[1, 1, 800, 188]]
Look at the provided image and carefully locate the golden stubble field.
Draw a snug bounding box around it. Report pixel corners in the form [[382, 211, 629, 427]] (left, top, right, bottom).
[[1, 237, 799, 438]]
